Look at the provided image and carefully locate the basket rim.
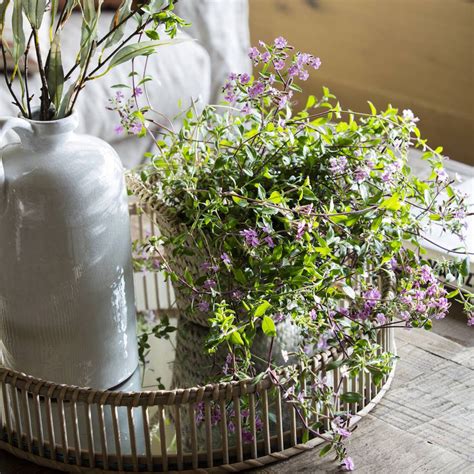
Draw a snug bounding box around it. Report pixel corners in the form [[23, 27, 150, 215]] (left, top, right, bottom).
[[0, 345, 342, 405]]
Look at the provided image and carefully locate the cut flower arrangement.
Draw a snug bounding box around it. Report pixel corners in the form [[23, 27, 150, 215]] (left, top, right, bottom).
[[121, 38, 473, 469]]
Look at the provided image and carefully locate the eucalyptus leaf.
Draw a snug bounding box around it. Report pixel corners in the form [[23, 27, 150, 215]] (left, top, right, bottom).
[[46, 33, 64, 110], [106, 38, 188, 72], [103, 0, 132, 50], [23, 0, 47, 29], [12, 0, 25, 64], [0, 0, 11, 40]]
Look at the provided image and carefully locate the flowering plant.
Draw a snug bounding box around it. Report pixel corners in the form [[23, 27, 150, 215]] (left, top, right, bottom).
[[126, 38, 472, 468], [0, 0, 186, 120]]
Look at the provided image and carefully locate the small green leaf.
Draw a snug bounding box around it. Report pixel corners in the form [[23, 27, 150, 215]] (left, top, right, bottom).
[[319, 444, 332, 457], [325, 359, 344, 371], [379, 193, 403, 211], [460, 257, 470, 278], [305, 95, 316, 109], [262, 315, 276, 337], [255, 300, 271, 317], [268, 191, 282, 204], [230, 331, 244, 346], [340, 392, 362, 403], [446, 289, 459, 299]]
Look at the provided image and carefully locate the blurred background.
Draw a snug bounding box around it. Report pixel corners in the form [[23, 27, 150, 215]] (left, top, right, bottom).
[[250, 0, 474, 166]]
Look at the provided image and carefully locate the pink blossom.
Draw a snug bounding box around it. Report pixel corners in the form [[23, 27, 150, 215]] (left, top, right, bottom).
[[221, 252, 231, 265], [342, 457, 355, 471], [114, 124, 124, 135]]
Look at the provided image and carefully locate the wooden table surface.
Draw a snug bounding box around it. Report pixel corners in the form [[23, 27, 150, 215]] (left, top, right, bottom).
[[1, 310, 473, 473]]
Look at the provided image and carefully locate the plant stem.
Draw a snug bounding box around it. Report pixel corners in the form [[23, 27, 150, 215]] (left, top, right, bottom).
[[32, 28, 50, 119], [0, 42, 27, 116], [24, 31, 35, 118]]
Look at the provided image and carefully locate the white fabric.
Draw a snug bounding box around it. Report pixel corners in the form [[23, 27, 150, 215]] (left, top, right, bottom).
[[175, 0, 252, 102]]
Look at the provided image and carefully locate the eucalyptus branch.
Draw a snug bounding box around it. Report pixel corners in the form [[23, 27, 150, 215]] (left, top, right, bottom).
[[24, 31, 35, 118]]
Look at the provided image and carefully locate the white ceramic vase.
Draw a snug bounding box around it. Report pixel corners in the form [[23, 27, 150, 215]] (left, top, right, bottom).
[[0, 113, 138, 389]]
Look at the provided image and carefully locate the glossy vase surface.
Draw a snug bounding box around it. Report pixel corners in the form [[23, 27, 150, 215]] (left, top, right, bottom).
[[0, 113, 138, 389]]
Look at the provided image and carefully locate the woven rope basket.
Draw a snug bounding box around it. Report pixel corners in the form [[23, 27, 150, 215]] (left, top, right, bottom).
[[0, 197, 397, 472]]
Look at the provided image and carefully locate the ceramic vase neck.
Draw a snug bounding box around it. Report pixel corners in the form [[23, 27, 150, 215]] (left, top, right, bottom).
[[0, 112, 79, 151]]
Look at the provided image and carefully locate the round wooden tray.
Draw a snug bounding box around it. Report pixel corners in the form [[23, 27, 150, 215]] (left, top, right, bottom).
[[0, 206, 397, 473]]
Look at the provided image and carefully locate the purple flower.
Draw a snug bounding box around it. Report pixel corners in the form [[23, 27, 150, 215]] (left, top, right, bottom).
[[354, 166, 369, 183], [248, 47, 260, 60], [296, 221, 306, 240], [240, 73, 251, 84], [203, 279, 217, 290], [342, 457, 355, 471], [255, 416, 263, 431], [278, 95, 289, 109], [310, 56, 321, 70], [228, 72, 238, 81], [364, 288, 381, 304], [274, 59, 286, 71], [420, 265, 435, 284], [317, 333, 329, 350], [264, 235, 275, 248], [231, 289, 244, 301], [133, 86, 143, 97], [241, 409, 250, 418], [115, 90, 124, 101], [227, 420, 235, 434], [240, 228, 260, 247], [435, 168, 449, 183], [376, 313, 387, 325], [224, 91, 237, 104], [130, 122, 143, 135], [197, 300, 210, 312], [242, 429, 254, 443], [241, 103, 251, 114], [274, 312, 286, 323], [274, 36, 288, 48], [309, 309, 317, 320], [249, 81, 265, 99], [298, 68, 309, 81], [288, 64, 300, 77], [221, 252, 231, 265], [114, 124, 124, 135], [400, 310, 410, 321], [467, 316, 474, 327], [261, 51, 271, 63], [195, 402, 205, 423], [329, 156, 348, 174], [337, 426, 352, 439]]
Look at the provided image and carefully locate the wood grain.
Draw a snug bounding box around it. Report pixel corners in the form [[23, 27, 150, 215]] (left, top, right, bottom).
[[250, 0, 474, 166]]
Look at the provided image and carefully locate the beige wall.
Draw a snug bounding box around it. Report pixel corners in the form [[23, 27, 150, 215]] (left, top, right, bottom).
[[250, 0, 474, 166]]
